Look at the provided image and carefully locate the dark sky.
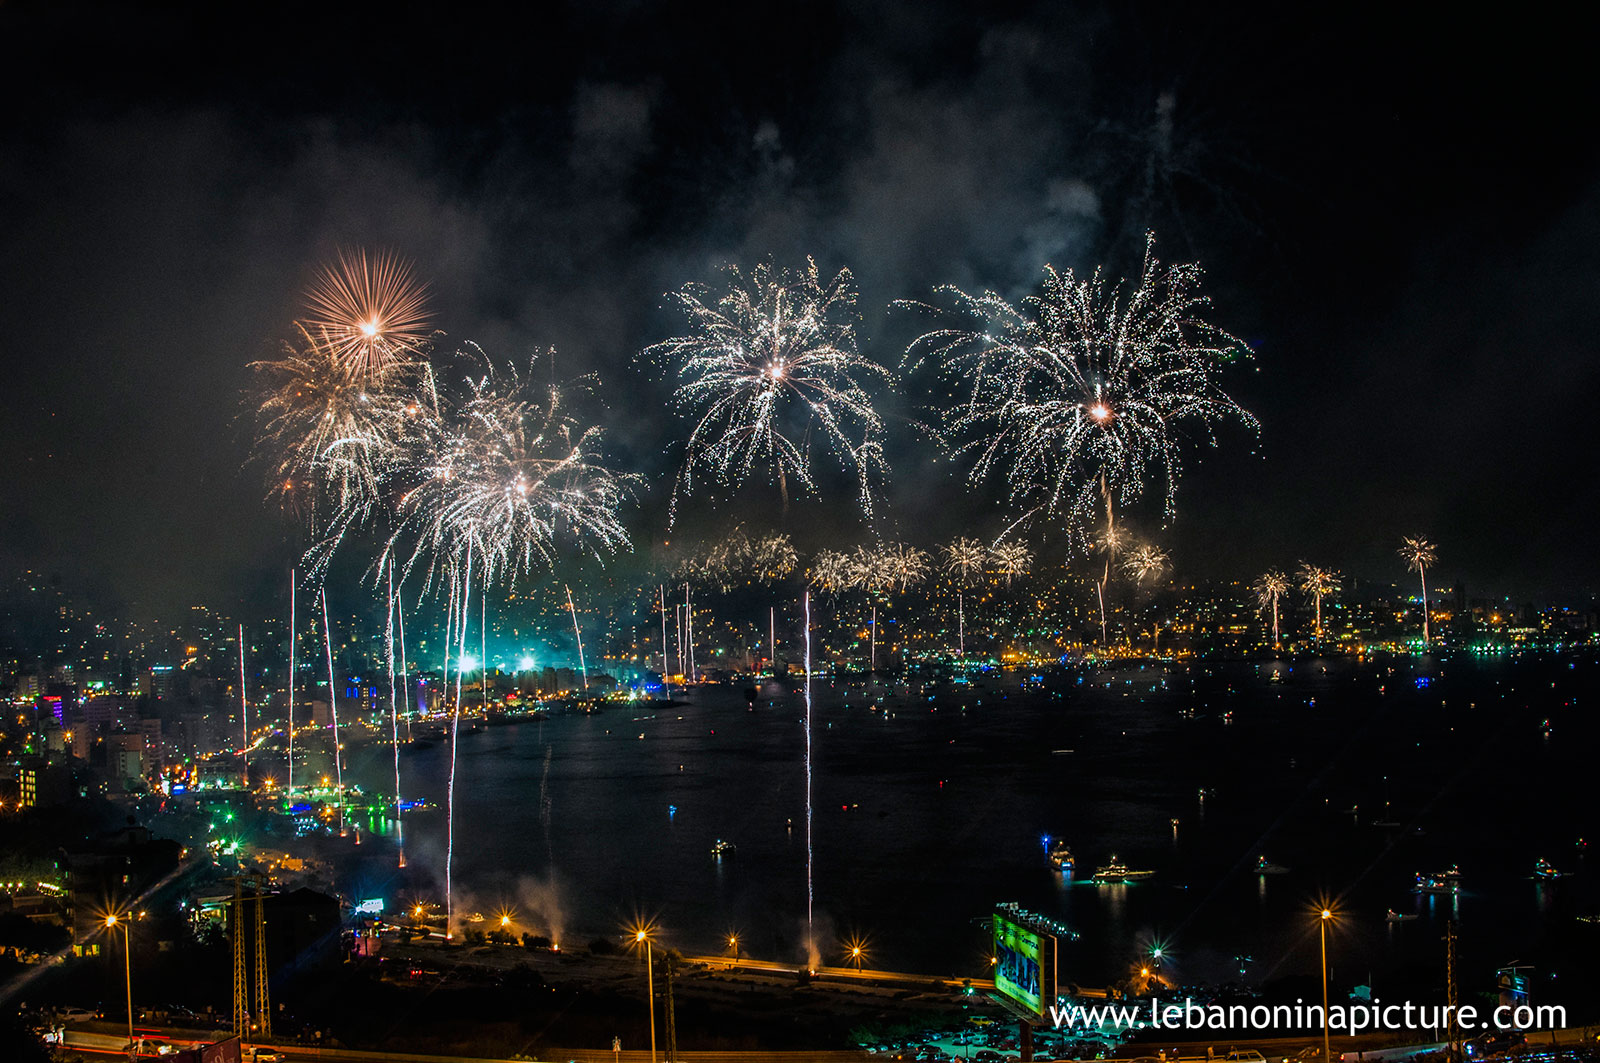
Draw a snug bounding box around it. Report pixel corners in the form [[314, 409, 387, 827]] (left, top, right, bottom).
[[2, 1, 1597, 618]]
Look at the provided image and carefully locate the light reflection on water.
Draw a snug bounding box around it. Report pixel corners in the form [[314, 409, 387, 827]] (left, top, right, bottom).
[[340, 654, 1599, 997]]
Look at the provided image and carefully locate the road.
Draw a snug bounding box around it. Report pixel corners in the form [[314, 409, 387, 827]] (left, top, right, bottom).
[[59, 1026, 872, 1063], [682, 953, 994, 991]]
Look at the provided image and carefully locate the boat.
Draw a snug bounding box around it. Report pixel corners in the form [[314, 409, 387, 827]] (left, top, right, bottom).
[[1414, 867, 1462, 895], [1255, 855, 1290, 875], [1091, 856, 1155, 884], [1048, 842, 1075, 871], [711, 839, 737, 859], [1534, 858, 1563, 879], [1386, 909, 1418, 923]]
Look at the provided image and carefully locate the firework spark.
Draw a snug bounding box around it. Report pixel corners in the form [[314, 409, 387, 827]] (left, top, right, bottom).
[[809, 549, 856, 593], [646, 258, 891, 518], [1122, 543, 1169, 584], [903, 234, 1256, 550], [1398, 536, 1437, 648], [249, 325, 418, 545], [990, 541, 1034, 587], [382, 348, 638, 591], [1298, 563, 1341, 644], [685, 527, 798, 591], [1253, 570, 1289, 647], [304, 249, 432, 378], [942, 537, 989, 585], [942, 537, 989, 656]]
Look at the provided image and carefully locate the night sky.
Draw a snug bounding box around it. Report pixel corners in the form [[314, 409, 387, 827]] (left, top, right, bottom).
[[2, 2, 1597, 616]]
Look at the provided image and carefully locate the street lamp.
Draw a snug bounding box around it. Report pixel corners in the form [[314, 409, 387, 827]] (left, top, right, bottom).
[[106, 914, 132, 1049], [726, 934, 739, 962], [1319, 909, 1334, 1063], [633, 928, 657, 1063], [851, 945, 863, 971]]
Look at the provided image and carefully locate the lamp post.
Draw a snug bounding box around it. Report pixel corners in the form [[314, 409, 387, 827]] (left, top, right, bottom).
[[851, 945, 863, 972], [106, 914, 132, 1050], [1320, 909, 1333, 1063], [635, 929, 657, 1063]]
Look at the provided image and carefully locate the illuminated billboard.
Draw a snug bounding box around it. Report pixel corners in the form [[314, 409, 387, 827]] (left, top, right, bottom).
[[992, 907, 1058, 1019]]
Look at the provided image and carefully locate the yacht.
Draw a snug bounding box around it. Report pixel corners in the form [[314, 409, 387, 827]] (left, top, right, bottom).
[[1048, 842, 1075, 871], [711, 839, 737, 859], [1255, 855, 1290, 875], [1534, 858, 1563, 879], [1414, 866, 1462, 894], [1092, 856, 1155, 884]]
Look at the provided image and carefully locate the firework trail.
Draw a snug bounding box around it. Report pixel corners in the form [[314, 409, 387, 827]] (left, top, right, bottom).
[[386, 562, 404, 868], [942, 539, 987, 651], [540, 744, 555, 870], [1092, 523, 1130, 643], [238, 624, 249, 782], [565, 585, 588, 689], [446, 544, 472, 938], [319, 588, 346, 835], [286, 569, 295, 796], [659, 585, 670, 692], [803, 588, 814, 967], [683, 583, 696, 682], [397, 588, 410, 739], [1398, 537, 1438, 648], [303, 249, 432, 378], [646, 258, 891, 520], [1298, 563, 1341, 644], [902, 233, 1256, 557], [1253, 570, 1289, 648]]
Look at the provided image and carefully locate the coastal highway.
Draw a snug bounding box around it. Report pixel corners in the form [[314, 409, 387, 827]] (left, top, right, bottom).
[[60, 1027, 872, 1063], [683, 952, 995, 990]]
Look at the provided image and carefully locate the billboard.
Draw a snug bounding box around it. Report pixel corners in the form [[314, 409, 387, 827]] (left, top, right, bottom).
[[993, 909, 1058, 1019]]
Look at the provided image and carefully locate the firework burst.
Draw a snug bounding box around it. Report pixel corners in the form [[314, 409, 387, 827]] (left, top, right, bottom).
[[382, 348, 638, 590], [646, 258, 891, 518], [1398, 536, 1438, 648], [249, 324, 419, 548], [809, 549, 855, 593], [304, 249, 433, 378], [941, 537, 988, 585], [903, 234, 1256, 550], [1298, 563, 1341, 644], [1253, 570, 1289, 647], [1122, 543, 1169, 584], [990, 541, 1035, 587], [685, 527, 798, 591]]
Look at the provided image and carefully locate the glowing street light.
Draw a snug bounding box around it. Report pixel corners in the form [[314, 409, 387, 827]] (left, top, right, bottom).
[[629, 925, 658, 1063], [844, 934, 869, 973], [106, 913, 133, 1047], [1318, 906, 1336, 1063]]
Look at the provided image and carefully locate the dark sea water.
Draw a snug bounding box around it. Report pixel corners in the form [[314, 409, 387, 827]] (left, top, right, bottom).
[[343, 652, 1600, 1007]]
